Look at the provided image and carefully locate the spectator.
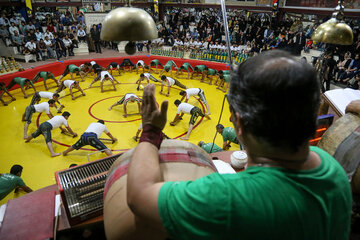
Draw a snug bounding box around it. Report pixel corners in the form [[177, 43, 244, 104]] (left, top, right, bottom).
[[38, 39, 48, 60], [77, 12, 85, 24], [77, 27, 86, 42], [11, 30, 24, 53], [9, 22, 19, 36], [43, 36, 55, 59], [90, 24, 101, 53], [24, 39, 41, 60], [43, 29, 54, 40], [53, 33, 66, 60], [66, 29, 78, 48], [0, 25, 10, 46], [0, 13, 9, 27], [9, 15, 18, 25], [35, 28, 43, 42], [77, 20, 86, 31], [0, 165, 32, 200], [47, 23, 55, 33], [25, 21, 36, 33], [62, 34, 74, 56]]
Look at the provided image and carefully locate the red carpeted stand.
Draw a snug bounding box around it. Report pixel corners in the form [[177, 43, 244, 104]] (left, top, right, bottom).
[[0, 185, 56, 240], [0, 56, 230, 91]]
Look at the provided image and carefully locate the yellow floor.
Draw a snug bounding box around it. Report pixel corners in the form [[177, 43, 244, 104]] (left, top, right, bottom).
[[0, 69, 236, 205]]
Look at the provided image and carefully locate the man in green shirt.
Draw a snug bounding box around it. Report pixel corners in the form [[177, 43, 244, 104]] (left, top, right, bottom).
[[190, 64, 206, 79], [198, 141, 222, 153], [6, 77, 36, 98], [0, 165, 32, 200], [216, 124, 239, 150], [159, 60, 178, 78], [149, 59, 163, 73], [217, 74, 231, 93], [201, 67, 217, 85], [57, 64, 84, 83], [125, 51, 352, 240], [31, 71, 59, 91], [175, 62, 194, 79], [0, 82, 16, 106], [214, 69, 230, 86]]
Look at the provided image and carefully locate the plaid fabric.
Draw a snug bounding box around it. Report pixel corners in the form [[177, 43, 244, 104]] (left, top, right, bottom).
[[334, 126, 360, 181], [104, 146, 217, 197], [104, 162, 129, 198]]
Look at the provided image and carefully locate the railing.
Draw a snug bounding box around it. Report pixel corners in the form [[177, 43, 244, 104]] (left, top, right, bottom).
[[151, 48, 251, 65]]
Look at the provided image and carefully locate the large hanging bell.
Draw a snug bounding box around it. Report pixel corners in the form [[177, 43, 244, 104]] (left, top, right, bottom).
[[101, 7, 158, 42], [311, 18, 353, 45]]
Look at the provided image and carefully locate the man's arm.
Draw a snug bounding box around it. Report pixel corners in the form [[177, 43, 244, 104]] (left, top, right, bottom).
[[127, 84, 168, 234], [223, 140, 231, 150], [180, 95, 186, 102], [20, 86, 28, 98], [106, 132, 117, 142], [79, 71, 85, 81], [76, 85, 86, 96], [47, 113, 54, 119], [17, 185, 32, 193], [69, 85, 75, 100], [108, 102, 119, 111], [65, 125, 77, 137]]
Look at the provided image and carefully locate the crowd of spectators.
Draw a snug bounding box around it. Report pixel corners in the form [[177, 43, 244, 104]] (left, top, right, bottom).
[[0, 9, 121, 61], [154, 7, 359, 90], [0, 6, 359, 89]]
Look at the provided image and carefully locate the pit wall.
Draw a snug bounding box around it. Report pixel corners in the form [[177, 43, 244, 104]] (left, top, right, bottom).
[[0, 56, 230, 90]]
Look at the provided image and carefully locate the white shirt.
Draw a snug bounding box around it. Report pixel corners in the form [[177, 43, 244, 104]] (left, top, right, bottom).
[[100, 71, 113, 82], [174, 39, 183, 46], [25, 41, 36, 51], [90, 61, 96, 66], [85, 122, 109, 138], [136, 60, 145, 67], [165, 77, 175, 86], [44, 39, 52, 47], [38, 91, 54, 99], [143, 73, 151, 79], [177, 102, 194, 114], [62, 38, 72, 47], [77, 29, 86, 37], [124, 93, 140, 105], [35, 32, 43, 41], [47, 115, 68, 129], [195, 41, 202, 47], [44, 32, 54, 40], [63, 80, 75, 89], [9, 26, 19, 35], [185, 88, 200, 99], [34, 102, 51, 114]]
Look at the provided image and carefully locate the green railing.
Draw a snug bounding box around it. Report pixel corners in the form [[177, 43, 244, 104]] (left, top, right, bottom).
[[151, 48, 250, 65], [151, 48, 185, 58]]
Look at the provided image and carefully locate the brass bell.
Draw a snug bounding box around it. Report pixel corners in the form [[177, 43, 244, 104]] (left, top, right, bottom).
[[311, 0, 353, 45], [312, 18, 353, 45], [101, 7, 158, 42]]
